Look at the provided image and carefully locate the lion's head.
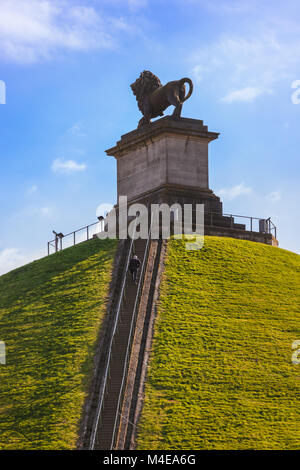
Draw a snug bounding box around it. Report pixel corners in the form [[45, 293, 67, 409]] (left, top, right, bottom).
[[130, 70, 162, 113]]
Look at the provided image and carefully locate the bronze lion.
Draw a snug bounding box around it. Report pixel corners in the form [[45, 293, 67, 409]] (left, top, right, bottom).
[[130, 70, 193, 128]]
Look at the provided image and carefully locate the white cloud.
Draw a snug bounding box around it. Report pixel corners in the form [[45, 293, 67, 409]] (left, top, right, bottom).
[[185, 0, 256, 15], [0, 0, 117, 63], [17, 205, 54, 219], [40, 206, 51, 216], [27, 184, 38, 194], [0, 248, 43, 276], [221, 86, 271, 103], [191, 28, 300, 102], [218, 182, 252, 200], [266, 191, 281, 203], [103, 0, 148, 12], [51, 158, 86, 173], [127, 0, 148, 11], [67, 123, 86, 137]]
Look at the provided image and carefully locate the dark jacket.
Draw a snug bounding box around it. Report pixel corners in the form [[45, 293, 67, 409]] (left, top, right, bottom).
[[129, 258, 141, 271]]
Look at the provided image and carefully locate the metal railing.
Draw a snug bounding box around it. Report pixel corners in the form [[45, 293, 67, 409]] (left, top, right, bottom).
[[209, 212, 277, 239], [47, 220, 103, 255], [47, 211, 277, 255], [109, 217, 153, 450], [88, 216, 152, 450], [89, 219, 138, 450]]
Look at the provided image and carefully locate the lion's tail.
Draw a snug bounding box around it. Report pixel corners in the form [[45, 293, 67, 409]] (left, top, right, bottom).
[[179, 78, 193, 102]]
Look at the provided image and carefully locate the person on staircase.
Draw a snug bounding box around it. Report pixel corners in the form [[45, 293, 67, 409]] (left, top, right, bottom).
[[129, 255, 141, 284]]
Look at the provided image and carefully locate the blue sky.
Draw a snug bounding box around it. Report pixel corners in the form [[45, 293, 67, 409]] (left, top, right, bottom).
[[0, 0, 299, 274]]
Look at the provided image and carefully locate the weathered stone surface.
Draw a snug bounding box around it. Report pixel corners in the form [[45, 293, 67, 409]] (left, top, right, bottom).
[[205, 226, 279, 247], [106, 115, 219, 206], [105, 115, 278, 246]]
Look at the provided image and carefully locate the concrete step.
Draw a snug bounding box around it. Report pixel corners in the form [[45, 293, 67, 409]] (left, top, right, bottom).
[[93, 238, 149, 450]]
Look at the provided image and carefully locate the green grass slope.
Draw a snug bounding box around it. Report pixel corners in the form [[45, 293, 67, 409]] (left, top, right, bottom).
[[0, 238, 117, 450], [137, 237, 300, 450]]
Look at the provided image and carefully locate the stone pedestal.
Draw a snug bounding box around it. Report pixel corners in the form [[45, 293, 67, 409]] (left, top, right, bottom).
[[106, 115, 223, 214], [105, 115, 278, 246]]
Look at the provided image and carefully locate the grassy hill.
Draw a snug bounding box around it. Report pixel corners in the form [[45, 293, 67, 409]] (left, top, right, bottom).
[[137, 237, 300, 450], [0, 238, 117, 450], [1, 235, 299, 450]]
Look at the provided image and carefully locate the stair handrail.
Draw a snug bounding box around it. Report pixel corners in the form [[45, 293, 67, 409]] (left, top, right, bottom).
[[109, 212, 154, 450], [89, 219, 138, 449]]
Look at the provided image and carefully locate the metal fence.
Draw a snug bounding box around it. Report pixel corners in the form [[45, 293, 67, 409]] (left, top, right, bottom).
[[89, 220, 138, 450], [47, 220, 104, 255], [110, 219, 152, 450], [47, 212, 277, 255], [217, 213, 277, 239]]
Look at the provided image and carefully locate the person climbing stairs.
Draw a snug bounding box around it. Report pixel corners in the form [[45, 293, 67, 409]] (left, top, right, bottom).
[[92, 238, 148, 449]]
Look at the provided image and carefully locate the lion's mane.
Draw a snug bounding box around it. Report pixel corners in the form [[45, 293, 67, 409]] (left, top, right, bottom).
[[130, 70, 162, 114]]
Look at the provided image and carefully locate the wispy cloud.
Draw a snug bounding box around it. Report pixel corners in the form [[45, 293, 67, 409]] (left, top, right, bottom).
[[218, 182, 252, 200], [0, 0, 132, 64], [127, 0, 148, 11], [186, 0, 256, 15], [18, 205, 54, 218], [0, 247, 43, 276], [27, 184, 38, 195], [103, 0, 148, 12], [266, 191, 281, 203], [67, 123, 86, 137], [221, 86, 272, 103], [191, 26, 300, 102], [51, 158, 87, 173], [40, 206, 52, 216]]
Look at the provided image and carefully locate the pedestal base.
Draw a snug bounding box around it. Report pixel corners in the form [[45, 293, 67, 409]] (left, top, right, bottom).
[[105, 116, 278, 246]]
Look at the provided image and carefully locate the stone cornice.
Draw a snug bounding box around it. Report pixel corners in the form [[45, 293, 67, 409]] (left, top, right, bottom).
[[106, 115, 219, 158]]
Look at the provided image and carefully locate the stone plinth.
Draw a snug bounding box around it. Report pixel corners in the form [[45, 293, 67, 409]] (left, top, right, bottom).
[[106, 115, 222, 213], [105, 115, 278, 246]]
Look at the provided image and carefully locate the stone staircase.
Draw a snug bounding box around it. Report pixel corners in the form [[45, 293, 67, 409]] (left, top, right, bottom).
[[83, 238, 150, 450]]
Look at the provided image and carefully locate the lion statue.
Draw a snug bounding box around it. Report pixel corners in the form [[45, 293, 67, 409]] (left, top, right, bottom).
[[130, 70, 193, 128]]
